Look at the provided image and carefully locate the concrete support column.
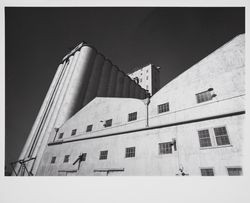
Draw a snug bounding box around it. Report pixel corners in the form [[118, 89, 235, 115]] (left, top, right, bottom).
[[107, 66, 118, 97], [82, 54, 105, 106], [122, 76, 130, 98], [54, 46, 96, 126], [96, 60, 112, 97], [115, 71, 124, 97]]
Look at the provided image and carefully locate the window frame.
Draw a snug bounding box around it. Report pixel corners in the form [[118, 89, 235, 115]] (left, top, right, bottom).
[[58, 132, 64, 139], [71, 129, 77, 136], [50, 156, 56, 164], [200, 168, 215, 176], [159, 142, 173, 155], [128, 112, 137, 122], [86, 124, 93, 132], [227, 167, 242, 176], [104, 119, 112, 127], [125, 147, 136, 158], [157, 102, 169, 114], [196, 90, 213, 103], [63, 155, 70, 163], [198, 129, 212, 148], [99, 150, 108, 160], [213, 126, 230, 146]]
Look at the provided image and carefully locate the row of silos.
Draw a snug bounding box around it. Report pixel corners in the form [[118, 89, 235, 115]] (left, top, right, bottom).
[[16, 43, 147, 175]]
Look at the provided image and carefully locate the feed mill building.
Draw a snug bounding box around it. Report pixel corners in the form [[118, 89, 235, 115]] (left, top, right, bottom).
[[13, 34, 245, 176]]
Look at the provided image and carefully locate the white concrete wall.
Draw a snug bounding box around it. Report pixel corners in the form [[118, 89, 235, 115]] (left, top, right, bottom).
[[36, 34, 245, 176]]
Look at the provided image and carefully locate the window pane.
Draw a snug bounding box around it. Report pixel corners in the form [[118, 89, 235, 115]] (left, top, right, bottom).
[[198, 130, 212, 147], [58, 133, 64, 139], [214, 127, 230, 146], [86, 125, 93, 132], [201, 168, 214, 176], [125, 147, 135, 158], [159, 142, 172, 154], [71, 129, 77, 136], [99, 150, 108, 160], [128, 112, 137, 122], [227, 168, 242, 176], [51, 156, 56, 164], [105, 119, 112, 127], [196, 91, 212, 103], [158, 103, 169, 114], [63, 155, 70, 163]]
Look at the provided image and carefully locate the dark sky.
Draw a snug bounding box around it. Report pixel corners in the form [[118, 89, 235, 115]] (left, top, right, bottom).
[[5, 7, 245, 172]]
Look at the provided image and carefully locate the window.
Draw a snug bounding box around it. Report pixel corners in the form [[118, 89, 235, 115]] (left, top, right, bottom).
[[104, 119, 112, 127], [198, 130, 212, 147], [51, 156, 56, 164], [128, 112, 137, 122], [86, 125, 93, 132], [125, 147, 136, 158], [196, 90, 212, 103], [63, 155, 70, 163], [158, 102, 169, 114], [214, 127, 230, 146], [146, 76, 148, 80], [80, 153, 87, 161], [146, 69, 148, 73], [201, 168, 214, 176], [140, 78, 142, 82], [227, 168, 242, 176], [159, 142, 172, 154], [71, 129, 77, 136], [99, 150, 108, 160], [58, 133, 64, 139]]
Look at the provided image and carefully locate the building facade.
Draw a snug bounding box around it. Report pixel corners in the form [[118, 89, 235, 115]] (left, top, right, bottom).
[[14, 34, 245, 176]]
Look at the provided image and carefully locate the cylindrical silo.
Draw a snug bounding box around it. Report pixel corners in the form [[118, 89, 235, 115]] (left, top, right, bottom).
[[107, 65, 118, 97], [115, 71, 124, 97], [17, 62, 65, 163], [134, 84, 141, 99], [82, 54, 105, 106], [96, 60, 112, 97], [129, 80, 136, 98], [30, 52, 81, 175], [54, 45, 96, 128], [122, 76, 130, 98]]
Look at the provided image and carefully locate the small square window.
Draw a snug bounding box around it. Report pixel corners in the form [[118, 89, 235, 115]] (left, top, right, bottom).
[[201, 168, 214, 176], [198, 130, 212, 147], [214, 127, 230, 146], [63, 155, 70, 163], [159, 142, 172, 154], [128, 112, 137, 122], [104, 119, 112, 127], [158, 103, 169, 114], [196, 90, 212, 103], [86, 125, 93, 132], [71, 129, 77, 136], [125, 147, 135, 158], [99, 150, 108, 160], [51, 156, 56, 164], [227, 168, 242, 176], [80, 153, 87, 161], [58, 133, 64, 139]]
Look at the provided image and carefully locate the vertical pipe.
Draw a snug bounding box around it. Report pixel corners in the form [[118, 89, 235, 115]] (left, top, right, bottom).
[[82, 54, 105, 106], [122, 76, 130, 98], [115, 71, 124, 97], [96, 60, 112, 97], [107, 65, 118, 97]]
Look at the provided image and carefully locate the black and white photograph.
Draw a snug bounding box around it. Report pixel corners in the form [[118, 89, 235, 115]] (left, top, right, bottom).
[[1, 1, 249, 203]]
